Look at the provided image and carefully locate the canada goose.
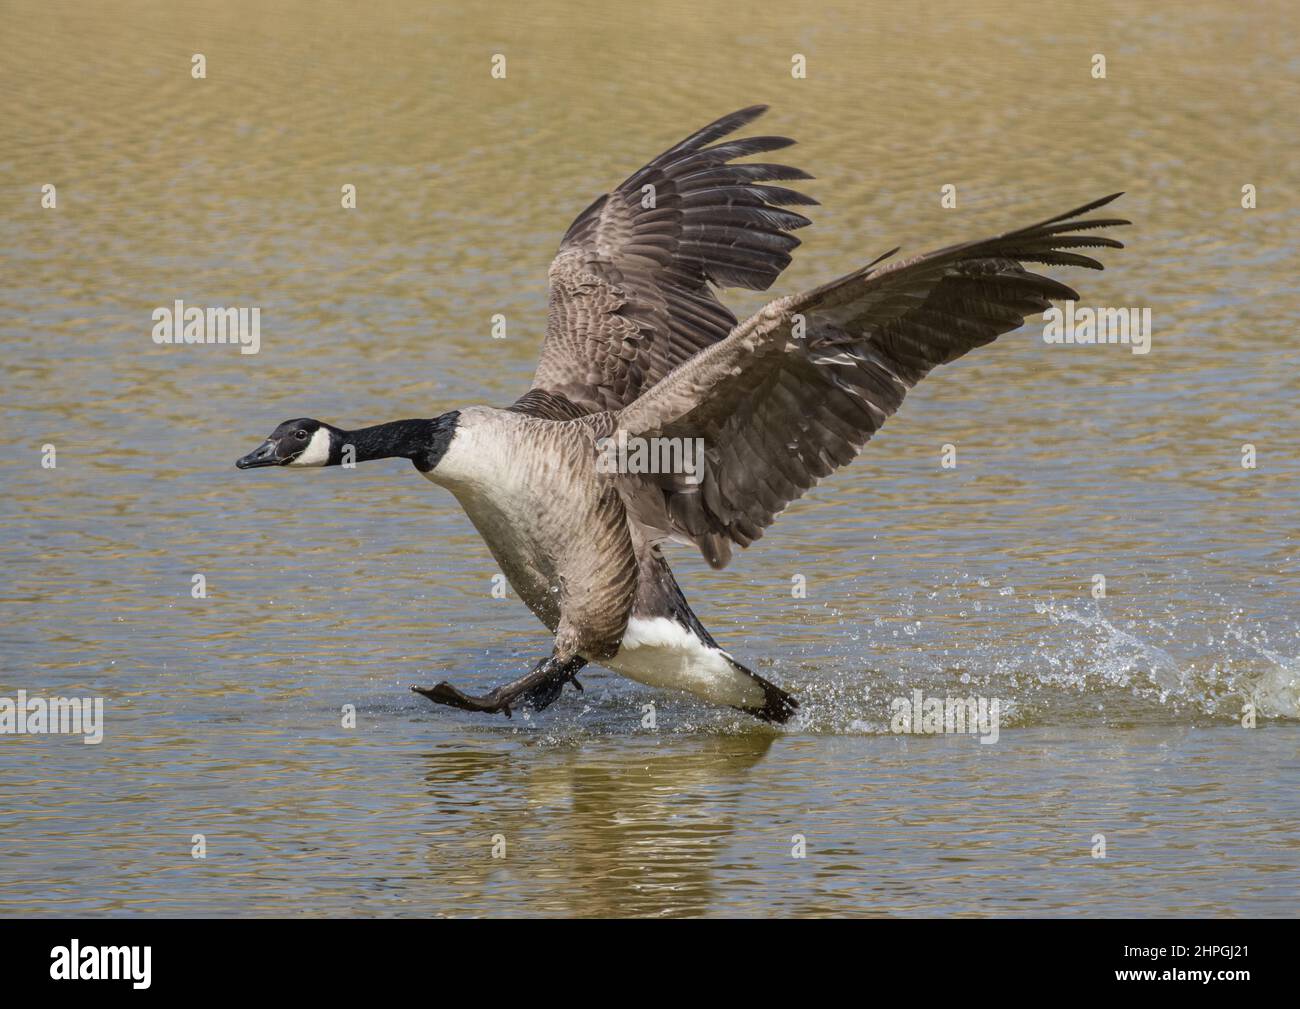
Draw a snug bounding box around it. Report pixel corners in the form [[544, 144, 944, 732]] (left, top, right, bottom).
[[236, 105, 1127, 724]]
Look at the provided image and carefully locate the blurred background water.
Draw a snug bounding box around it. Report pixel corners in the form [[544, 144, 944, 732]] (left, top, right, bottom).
[[0, 0, 1296, 916]]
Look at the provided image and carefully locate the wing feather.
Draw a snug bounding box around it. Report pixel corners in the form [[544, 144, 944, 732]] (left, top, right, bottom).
[[521, 106, 816, 417], [615, 195, 1130, 567]]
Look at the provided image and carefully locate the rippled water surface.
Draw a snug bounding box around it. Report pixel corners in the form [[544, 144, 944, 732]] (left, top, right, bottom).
[[1, 0, 1297, 916]]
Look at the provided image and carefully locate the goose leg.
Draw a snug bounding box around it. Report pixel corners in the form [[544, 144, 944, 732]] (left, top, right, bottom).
[[413, 654, 587, 718]]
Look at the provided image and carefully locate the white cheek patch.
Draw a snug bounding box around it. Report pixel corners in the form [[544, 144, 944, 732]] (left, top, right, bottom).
[[289, 427, 332, 466]]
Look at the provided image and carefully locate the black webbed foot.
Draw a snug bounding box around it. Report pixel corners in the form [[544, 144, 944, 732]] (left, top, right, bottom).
[[412, 682, 515, 717], [519, 669, 583, 711], [413, 654, 588, 719]]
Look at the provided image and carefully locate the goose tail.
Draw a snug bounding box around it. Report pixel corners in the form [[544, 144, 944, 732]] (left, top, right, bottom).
[[723, 653, 799, 724]]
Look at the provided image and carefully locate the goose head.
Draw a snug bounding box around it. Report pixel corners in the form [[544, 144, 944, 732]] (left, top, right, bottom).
[[236, 418, 339, 469]]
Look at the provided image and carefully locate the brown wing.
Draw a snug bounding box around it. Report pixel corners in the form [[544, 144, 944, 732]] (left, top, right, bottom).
[[519, 105, 817, 418], [615, 193, 1130, 568]]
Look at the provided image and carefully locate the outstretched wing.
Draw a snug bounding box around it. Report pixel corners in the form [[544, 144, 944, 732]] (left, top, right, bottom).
[[519, 105, 817, 419], [614, 194, 1130, 568]]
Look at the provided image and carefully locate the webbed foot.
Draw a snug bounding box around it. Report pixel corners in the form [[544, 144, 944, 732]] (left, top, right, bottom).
[[413, 654, 588, 718], [412, 682, 516, 717]]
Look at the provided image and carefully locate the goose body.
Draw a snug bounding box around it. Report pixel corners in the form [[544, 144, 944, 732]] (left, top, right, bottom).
[[424, 406, 779, 713], [236, 105, 1127, 723]]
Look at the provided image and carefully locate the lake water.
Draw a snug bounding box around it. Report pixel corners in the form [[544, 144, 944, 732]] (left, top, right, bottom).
[[1, 0, 1297, 916]]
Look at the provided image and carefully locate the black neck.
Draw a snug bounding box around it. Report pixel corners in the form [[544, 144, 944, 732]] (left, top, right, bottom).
[[339, 413, 458, 469]]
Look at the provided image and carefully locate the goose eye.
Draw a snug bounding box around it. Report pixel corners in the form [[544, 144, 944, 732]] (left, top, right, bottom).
[[295, 430, 309, 440]]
